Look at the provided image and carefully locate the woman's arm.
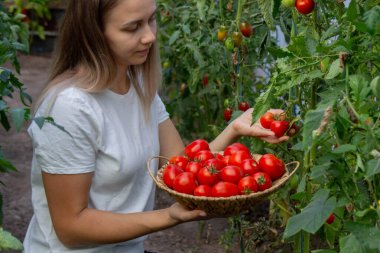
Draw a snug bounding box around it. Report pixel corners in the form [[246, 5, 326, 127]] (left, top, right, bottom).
[[42, 172, 206, 248]]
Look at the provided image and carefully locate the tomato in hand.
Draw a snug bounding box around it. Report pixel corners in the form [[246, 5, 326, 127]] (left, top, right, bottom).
[[238, 101, 250, 112], [326, 213, 335, 224], [295, 0, 315, 15], [224, 107, 233, 122], [258, 154, 285, 181], [185, 139, 210, 160], [211, 182, 239, 197], [224, 142, 250, 157], [194, 185, 212, 197], [162, 164, 184, 189], [185, 161, 203, 175], [252, 172, 272, 191], [219, 165, 243, 184], [194, 150, 215, 164], [241, 159, 260, 176], [217, 25, 228, 42], [239, 22, 253, 38], [260, 112, 275, 129], [197, 167, 220, 186], [169, 155, 188, 170], [270, 120, 290, 137], [228, 150, 252, 167], [238, 176, 258, 195], [173, 172, 198, 195]]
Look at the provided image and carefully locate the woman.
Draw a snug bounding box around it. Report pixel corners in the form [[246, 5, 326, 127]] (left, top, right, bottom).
[[23, 0, 288, 252]]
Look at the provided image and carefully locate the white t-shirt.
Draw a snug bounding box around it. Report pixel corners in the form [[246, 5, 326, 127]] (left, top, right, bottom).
[[23, 85, 169, 253]]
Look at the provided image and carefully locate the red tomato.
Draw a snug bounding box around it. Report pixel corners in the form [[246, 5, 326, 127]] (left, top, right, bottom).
[[270, 120, 290, 137], [215, 153, 225, 162], [224, 142, 250, 156], [219, 165, 243, 184], [228, 150, 252, 167], [197, 167, 220, 186], [211, 182, 239, 197], [162, 164, 184, 188], [185, 161, 203, 175], [224, 107, 233, 122], [252, 172, 272, 191], [258, 154, 286, 181], [222, 155, 230, 166], [295, 0, 315, 15], [169, 155, 188, 170], [260, 112, 274, 129], [239, 22, 253, 38], [241, 159, 260, 176], [173, 172, 198, 195], [238, 176, 258, 195], [184, 139, 210, 160], [203, 74, 209, 87], [194, 185, 212, 197], [238, 101, 250, 112], [193, 150, 215, 164], [326, 213, 335, 224], [203, 158, 225, 171]]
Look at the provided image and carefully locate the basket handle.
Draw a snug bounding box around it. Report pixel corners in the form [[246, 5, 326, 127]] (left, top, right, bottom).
[[146, 156, 169, 186], [285, 161, 300, 178]]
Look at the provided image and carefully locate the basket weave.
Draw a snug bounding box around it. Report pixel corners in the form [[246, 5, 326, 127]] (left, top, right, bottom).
[[147, 156, 299, 217]]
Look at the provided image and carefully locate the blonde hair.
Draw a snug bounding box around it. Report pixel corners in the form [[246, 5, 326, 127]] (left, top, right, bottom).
[[34, 0, 162, 118]]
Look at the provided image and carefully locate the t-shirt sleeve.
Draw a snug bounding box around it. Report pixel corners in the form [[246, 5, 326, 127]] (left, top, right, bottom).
[[154, 94, 169, 124], [28, 92, 101, 174]]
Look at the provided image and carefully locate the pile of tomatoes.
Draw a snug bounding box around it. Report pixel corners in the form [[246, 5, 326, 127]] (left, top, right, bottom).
[[162, 140, 287, 198]]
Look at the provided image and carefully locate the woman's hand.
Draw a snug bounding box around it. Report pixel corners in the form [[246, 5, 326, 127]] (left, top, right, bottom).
[[168, 202, 207, 224], [231, 108, 289, 144]]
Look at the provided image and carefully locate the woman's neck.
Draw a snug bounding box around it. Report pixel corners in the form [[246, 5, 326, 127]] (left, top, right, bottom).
[[109, 68, 130, 95]]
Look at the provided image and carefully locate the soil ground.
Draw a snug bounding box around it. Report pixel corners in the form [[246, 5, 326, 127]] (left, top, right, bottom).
[[0, 54, 274, 253]]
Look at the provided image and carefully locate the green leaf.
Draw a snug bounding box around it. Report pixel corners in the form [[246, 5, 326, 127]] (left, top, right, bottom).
[[345, 222, 380, 252], [346, 0, 358, 22], [325, 59, 343, 80], [0, 157, 17, 172], [258, 0, 274, 29], [252, 84, 275, 122], [340, 234, 363, 253], [302, 109, 325, 151], [363, 5, 380, 34], [0, 228, 23, 251], [169, 30, 181, 46], [10, 107, 26, 132], [283, 189, 336, 239], [370, 76, 380, 97], [365, 158, 380, 178], [331, 144, 357, 154], [349, 75, 370, 103]]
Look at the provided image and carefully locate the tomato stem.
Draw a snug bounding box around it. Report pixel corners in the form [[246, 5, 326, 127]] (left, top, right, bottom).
[[236, 0, 244, 29]]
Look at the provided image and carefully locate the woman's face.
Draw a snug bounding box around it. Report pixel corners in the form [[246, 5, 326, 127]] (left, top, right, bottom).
[[103, 0, 157, 68]]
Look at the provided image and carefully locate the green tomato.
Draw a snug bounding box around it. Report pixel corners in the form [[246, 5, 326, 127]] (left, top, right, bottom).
[[282, 0, 295, 8], [320, 57, 330, 73], [224, 37, 234, 51]]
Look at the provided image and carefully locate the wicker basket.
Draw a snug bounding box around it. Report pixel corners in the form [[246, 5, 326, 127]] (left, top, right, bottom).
[[147, 156, 300, 217]]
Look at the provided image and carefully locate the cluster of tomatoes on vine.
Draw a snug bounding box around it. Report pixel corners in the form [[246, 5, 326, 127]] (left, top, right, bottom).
[[260, 111, 300, 137], [217, 21, 253, 50], [223, 100, 250, 122], [163, 140, 287, 198], [282, 0, 315, 15]]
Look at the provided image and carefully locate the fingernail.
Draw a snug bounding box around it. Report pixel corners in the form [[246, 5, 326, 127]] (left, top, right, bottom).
[[199, 211, 207, 217]]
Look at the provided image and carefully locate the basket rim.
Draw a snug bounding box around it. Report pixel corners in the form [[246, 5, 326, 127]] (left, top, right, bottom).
[[147, 155, 300, 202]]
